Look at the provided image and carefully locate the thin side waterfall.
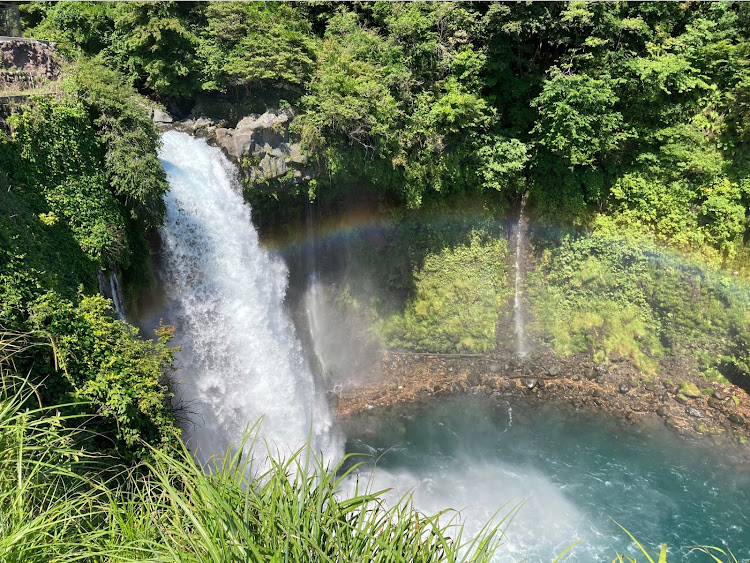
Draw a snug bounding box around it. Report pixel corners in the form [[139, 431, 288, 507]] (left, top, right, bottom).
[[157, 131, 339, 466], [513, 196, 527, 358], [109, 271, 126, 320], [302, 200, 335, 388], [97, 268, 126, 320]]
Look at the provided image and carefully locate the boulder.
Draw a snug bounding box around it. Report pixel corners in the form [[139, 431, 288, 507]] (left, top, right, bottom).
[[466, 372, 481, 388], [325, 391, 339, 409], [707, 397, 724, 410], [499, 379, 516, 392], [152, 108, 173, 123], [200, 108, 313, 187], [679, 381, 702, 398], [450, 381, 465, 394], [728, 413, 745, 425]]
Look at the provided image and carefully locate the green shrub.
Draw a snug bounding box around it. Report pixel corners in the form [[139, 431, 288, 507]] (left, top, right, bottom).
[[381, 232, 509, 353]]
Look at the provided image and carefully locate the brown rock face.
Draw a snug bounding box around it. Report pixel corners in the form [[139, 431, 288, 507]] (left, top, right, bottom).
[[1, 39, 60, 90]]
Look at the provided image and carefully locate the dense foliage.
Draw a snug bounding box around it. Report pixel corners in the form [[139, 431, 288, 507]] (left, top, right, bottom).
[[1, 1, 749, 557], [19, 0, 749, 383], [528, 233, 750, 380], [0, 60, 174, 459], [23, 2, 750, 239]]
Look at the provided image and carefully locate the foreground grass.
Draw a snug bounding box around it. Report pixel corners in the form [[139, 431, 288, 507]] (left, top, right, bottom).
[[0, 377, 503, 562], [0, 332, 740, 562]]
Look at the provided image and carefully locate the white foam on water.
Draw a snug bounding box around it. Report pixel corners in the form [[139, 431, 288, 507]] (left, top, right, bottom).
[[347, 461, 606, 561]]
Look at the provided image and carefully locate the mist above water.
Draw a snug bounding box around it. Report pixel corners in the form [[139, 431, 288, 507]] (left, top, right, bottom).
[[155, 131, 340, 465], [343, 396, 750, 561]]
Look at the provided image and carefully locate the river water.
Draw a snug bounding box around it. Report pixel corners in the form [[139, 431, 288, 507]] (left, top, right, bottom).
[[153, 130, 749, 561], [343, 396, 750, 561]]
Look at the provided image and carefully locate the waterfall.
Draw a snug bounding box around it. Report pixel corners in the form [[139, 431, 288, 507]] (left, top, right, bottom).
[[513, 196, 527, 358], [97, 268, 126, 321], [109, 271, 126, 320], [157, 131, 339, 465], [302, 199, 332, 385]]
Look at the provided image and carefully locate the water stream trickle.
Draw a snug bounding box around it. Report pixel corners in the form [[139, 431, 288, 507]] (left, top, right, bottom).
[[98, 268, 127, 320], [513, 196, 527, 358], [156, 131, 339, 465], [109, 271, 126, 321]]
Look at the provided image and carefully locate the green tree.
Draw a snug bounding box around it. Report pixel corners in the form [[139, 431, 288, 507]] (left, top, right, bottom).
[[200, 2, 315, 98], [106, 1, 200, 99]]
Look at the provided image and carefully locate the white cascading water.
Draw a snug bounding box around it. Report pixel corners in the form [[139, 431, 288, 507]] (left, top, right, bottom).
[[109, 271, 126, 320], [157, 131, 339, 465], [513, 197, 527, 358], [97, 269, 127, 320]]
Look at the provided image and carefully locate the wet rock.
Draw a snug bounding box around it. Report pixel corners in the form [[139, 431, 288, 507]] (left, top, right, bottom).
[[523, 378, 538, 390], [728, 414, 745, 425], [707, 397, 724, 410], [713, 390, 727, 401], [595, 375, 607, 384], [612, 409, 625, 419], [674, 393, 689, 404], [489, 363, 502, 374], [499, 380, 516, 392], [572, 374, 581, 381], [656, 406, 669, 418], [466, 372, 481, 388], [592, 389, 606, 398], [694, 422, 709, 434], [450, 381, 465, 394], [536, 378, 546, 389], [548, 364, 561, 377], [483, 377, 497, 390], [326, 391, 339, 408], [686, 407, 705, 418], [618, 382, 631, 394]]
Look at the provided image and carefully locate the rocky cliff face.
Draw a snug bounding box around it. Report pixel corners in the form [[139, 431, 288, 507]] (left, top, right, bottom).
[[1, 39, 60, 91], [170, 108, 314, 188]]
